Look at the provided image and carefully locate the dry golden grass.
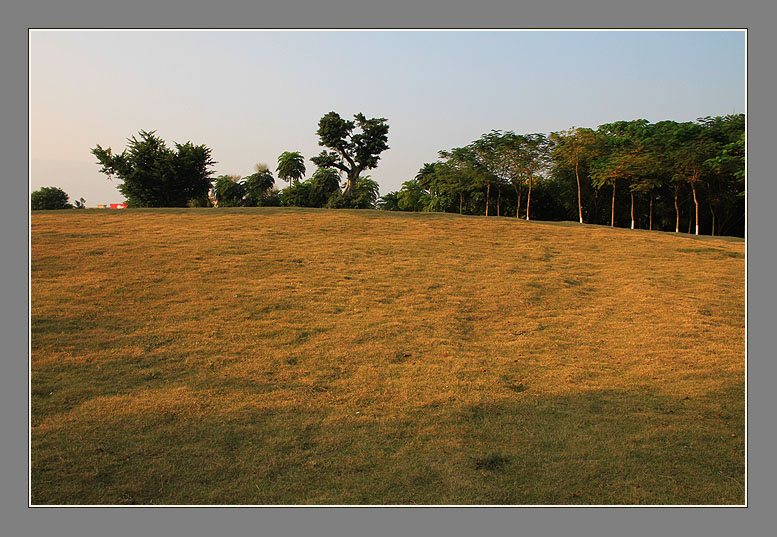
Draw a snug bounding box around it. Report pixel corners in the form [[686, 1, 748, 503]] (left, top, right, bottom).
[[31, 207, 745, 505]]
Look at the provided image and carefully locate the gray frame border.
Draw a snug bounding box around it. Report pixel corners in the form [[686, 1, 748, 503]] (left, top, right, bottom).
[[6, 1, 772, 536]]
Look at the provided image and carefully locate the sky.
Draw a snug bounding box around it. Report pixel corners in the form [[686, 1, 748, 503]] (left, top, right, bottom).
[[29, 30, 746, 205]]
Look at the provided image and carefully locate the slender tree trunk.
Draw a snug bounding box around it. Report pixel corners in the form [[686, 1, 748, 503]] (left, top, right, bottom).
[[649, 196, 653, 230], [459, 192, 463, 215], [575, 158, 583, 223], [526, 176, 533, 221], [497, 187, 501, 217], [485, 182, 490, 217], [710, 205, 716, 236], [674, 189, 680, 233], [687, 194, 693, 234], [691, 180, 700, 235], [512, 183, 519, 218], [630, 191, 635, 229], [704, 182, 718, 236], [611, 180, 616, 227]]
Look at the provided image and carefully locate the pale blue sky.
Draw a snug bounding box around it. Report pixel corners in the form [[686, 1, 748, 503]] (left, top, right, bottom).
[[29, 30, 745, 205]]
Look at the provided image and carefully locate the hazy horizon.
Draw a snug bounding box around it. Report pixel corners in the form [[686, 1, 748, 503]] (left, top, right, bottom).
[[29, 29, 746, 206]]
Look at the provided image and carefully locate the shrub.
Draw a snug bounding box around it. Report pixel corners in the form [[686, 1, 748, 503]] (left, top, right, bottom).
[[31, 187, 72, 210], [257, 189, 282, 207]]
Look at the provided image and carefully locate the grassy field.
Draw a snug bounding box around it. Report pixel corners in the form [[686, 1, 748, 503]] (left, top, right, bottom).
[[30, 207, 745, 505]]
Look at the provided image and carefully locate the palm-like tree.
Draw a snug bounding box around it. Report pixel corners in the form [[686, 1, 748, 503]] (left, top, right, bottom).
[[276, 152, 306, 187], [241, 164, 276, 206]]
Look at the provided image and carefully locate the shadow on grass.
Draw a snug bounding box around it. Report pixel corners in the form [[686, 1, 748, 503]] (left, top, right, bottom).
[[31, 383, 744, 506]]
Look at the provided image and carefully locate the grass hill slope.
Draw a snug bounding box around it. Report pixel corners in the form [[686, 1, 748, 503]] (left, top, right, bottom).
[[31, 208, 745, 505]]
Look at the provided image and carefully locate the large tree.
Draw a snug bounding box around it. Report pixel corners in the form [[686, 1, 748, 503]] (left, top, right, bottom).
[[484, 131, 549, 220], [518, 134, 550, 221], [550, 127, 600, 223], [669, 123, 717, 235], [310, 112, 389, 195], [470, 133, 502, 217], [699, 114, 745, 236], [646, 120, 687, 233], [496, 132, 529, 219], [438, 146, 489, 215], [592, 147, 652, 229], [472, 130, 534, 217], [92, 130, 215, 208], [592, 121, 653, 229], [630, 165, 663, 231]]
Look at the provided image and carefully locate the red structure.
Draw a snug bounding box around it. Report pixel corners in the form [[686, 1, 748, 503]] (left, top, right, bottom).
[[109, 203, 128, 209]]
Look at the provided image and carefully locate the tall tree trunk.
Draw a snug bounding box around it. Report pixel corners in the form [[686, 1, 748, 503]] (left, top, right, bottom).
[[710, 205, 716, 236], [691, 180, 700, 235], [649, 195, 653, 230], [526, 176, 533, 221], [459, 191, 463, 215], [575, 158, 583, 223], [674, 188, 680, 233], [512, 183, 518, 218], [485, 182, 490, 217], [687, 194, 693, 234], [630, 190, 635, 230], [706, 182, 717, 236], [611, 180, 616, 227], [497, 187, 501, 217]]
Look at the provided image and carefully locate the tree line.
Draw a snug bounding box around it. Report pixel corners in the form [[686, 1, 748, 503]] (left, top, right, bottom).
[[35, 112, 744, 238], [82, 111, 389, 211], [379, 115, 744, 237]]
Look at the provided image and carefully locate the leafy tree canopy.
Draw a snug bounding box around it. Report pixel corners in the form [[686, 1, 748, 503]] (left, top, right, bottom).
[[214, 175, 245, 207], [31, 186, 72, 210], [92, 130, 215, 208], [281, 181, 314, 208], [308, 167, 341, 208], [377, 191, 401, 211], [327, 176, 381, 209], [242, 165, 276, 207], [397, 180, 429, 212], [383, 115, 743, 236], [277, 152, 306, 186], [310, 112, 389, 194]]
